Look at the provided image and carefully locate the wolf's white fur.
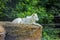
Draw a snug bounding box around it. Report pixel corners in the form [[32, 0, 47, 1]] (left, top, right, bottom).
[[12, 14, 39, 24], [12, 13, 42, 27]]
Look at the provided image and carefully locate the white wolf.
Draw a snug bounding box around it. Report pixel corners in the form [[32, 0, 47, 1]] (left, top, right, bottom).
[[12, 13, 42, 26]]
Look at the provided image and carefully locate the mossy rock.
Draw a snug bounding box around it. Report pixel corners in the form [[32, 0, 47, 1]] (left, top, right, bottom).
[[0, 22, 42, 40]]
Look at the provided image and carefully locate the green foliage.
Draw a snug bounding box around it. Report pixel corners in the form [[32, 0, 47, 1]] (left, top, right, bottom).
[[42, 28, 60, 40]]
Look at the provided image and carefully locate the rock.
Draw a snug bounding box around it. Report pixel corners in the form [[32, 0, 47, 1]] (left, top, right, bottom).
[[0, 22, 42, 40], [0, 25, 6, 40]]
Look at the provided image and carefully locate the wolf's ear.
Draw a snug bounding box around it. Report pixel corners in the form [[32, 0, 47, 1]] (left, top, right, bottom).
[[32, 13, 37, 16], [32, 13, 36, 16]]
